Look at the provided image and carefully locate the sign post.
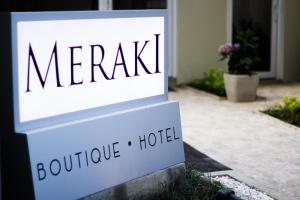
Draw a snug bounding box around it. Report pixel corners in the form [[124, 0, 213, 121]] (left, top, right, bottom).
[[0, 11, 184, 200]]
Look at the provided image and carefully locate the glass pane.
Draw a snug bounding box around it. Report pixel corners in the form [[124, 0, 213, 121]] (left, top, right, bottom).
[[113, 0, 166, 10], [0, 0, 98, 12], [233, 0, 272, 71]]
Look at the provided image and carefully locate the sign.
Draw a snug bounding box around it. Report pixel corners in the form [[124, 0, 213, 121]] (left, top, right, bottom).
[[1, 11, 185, 200], [27, 101, 184, 200], [12, 11, 167, 131]]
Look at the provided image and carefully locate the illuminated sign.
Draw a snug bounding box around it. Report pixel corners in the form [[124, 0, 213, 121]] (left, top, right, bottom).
[[15, 15, 165, 124]]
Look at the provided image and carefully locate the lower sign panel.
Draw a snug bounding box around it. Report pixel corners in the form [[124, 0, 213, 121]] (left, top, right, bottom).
[[25, 101, 184, 200]]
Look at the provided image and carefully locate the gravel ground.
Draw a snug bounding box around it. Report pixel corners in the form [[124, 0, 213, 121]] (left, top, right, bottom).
[[213, 176, 274, 200]]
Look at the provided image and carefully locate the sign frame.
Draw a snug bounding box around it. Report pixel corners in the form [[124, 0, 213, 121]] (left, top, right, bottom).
[[11, 10, 169, 132], [27, 101, 184, 200]]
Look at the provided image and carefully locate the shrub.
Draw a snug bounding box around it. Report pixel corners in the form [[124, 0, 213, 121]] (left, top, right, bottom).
[[263, 96, 300, 127], [193, 67, 226, 97]]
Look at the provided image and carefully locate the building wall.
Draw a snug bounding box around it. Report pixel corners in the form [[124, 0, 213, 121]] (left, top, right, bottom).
[[176, 0, 227, 84], [283, 0, 300, 81]]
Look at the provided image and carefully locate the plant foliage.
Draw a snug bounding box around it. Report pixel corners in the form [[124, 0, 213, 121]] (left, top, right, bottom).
[[136, 166, 222, 200], [263, 96, 300, 127], [193, 67, 226, 97], [219, 29, 261, 75]]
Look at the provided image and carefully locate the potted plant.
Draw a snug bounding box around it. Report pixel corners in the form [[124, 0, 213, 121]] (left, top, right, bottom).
[[218, 29, 260, 102]]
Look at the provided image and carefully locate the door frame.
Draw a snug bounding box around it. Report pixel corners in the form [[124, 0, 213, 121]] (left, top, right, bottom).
[[98, 0, 113, 10], [167, 0, 177, 78], [227, 0, 284, 79]]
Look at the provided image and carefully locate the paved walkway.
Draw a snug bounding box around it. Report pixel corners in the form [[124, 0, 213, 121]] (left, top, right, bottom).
[[169, 82, 300, 200]]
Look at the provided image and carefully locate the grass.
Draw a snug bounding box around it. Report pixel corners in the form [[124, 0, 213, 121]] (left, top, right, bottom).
[[263, 96, 300, 127], [135, 166, 222, 200], [192, 67, 226, 97]]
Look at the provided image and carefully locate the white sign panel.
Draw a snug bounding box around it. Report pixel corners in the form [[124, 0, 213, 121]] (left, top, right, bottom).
[[16, 16, 165, 123], [26, 101, 184, 200]]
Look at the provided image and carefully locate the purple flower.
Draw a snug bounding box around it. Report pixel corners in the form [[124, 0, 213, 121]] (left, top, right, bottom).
[[233, 43, 240, 49], [218, 42, 233, 55]]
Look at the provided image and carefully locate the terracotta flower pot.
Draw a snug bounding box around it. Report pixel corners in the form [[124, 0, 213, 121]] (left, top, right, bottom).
[[224, 73, 259, 102]]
